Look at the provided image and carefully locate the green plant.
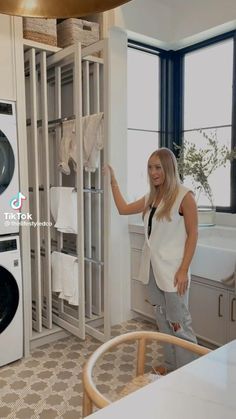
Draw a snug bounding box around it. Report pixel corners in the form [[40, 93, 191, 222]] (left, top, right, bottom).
[[174, 130, 236, 207]]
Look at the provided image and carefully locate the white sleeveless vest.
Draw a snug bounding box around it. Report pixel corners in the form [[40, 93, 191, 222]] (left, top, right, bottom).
[[138, 184, 191, 292]]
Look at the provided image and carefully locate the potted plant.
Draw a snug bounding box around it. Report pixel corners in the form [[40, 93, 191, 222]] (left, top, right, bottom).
[[174, 130, 236, 225]]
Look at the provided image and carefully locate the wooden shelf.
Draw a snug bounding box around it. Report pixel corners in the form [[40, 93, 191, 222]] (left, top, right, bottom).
[[23, 38, 62, 53]]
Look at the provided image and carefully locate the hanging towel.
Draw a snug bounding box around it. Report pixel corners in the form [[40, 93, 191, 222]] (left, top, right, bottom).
[[51, 251, 79, 306], [50, 187, 60, 222], [51, 251, 63, 293], [58, 113, 104, 174], [68, 261, 79, 305], [58, 120, 77, 175], [50, 187, 77, 234], [83, 112, 104, 172]]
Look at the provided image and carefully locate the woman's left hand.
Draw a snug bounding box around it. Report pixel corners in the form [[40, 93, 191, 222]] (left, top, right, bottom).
[[174, 268, 189, 296]]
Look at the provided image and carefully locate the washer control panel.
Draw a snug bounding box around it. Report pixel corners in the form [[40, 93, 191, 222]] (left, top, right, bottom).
[[0, 239, 17, 252], [0, 102, 13, 115]]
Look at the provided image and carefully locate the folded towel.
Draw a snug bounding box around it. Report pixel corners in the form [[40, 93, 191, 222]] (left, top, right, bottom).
[[83, 112, 104, 172], [50, 187, 77, 234], [51, 251, 79, 306]]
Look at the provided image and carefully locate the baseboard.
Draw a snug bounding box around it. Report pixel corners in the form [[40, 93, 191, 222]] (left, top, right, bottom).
[[30, 325, 70, 350]]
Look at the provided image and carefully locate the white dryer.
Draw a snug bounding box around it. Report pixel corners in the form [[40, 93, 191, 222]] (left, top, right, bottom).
[[0, 100, 20, 235], [0, 235, 23, 367]]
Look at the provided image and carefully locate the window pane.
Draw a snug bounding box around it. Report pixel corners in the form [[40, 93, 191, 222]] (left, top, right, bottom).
[[184, 39, 233, 130], [127, 48, 160, 131], [127, 130, 159, 201], [183, 128, 231, 207]]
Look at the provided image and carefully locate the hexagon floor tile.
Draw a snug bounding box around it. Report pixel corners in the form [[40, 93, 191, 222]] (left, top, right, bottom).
[[0, 319, 162, 418]]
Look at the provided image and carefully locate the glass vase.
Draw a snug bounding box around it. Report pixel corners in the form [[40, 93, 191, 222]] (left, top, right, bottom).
[[197, 188, 216, 227]]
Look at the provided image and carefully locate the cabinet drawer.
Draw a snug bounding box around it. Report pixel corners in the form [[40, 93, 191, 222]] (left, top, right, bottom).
[[130, 233, 145, 250], [131, 279, 155, 320]]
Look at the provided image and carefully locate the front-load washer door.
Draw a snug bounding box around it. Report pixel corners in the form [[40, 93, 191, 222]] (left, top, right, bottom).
[[0, 104, 19, 235], [0, 266, 19, 334], [0, 130, 15, 195]]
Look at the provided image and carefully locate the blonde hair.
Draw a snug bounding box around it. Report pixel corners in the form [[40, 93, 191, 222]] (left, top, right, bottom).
[[143, 148, 181, 221]]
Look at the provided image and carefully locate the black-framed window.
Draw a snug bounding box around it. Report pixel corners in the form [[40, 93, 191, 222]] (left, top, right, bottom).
[[127, 43, 164, 202], [127, 32, 236, 212], [180, 35, 235, 211]]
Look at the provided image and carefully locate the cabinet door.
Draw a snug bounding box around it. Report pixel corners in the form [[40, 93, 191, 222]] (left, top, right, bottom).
[[130, 248, 155, 319], [131, 279, 155, 320], [229, 292, 236, 341], [131, 248, 141, 280], [189, 280, 227, 346]]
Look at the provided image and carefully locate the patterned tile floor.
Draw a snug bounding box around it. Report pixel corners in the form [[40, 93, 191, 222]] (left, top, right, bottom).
[[0, 318, 163, 419]]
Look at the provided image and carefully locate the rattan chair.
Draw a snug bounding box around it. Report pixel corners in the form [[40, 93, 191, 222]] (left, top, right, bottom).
[[82, 331, 211, 417]]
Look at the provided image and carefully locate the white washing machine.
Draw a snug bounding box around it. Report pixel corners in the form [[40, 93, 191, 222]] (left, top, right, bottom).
[[0, 235, 23, 367], [0, 100, 19, 235]]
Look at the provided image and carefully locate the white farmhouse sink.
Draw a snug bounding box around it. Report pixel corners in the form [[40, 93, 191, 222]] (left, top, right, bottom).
[[191, 226, 236, 282]]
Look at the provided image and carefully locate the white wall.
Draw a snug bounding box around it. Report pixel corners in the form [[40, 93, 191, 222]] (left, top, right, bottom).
[[0, 14, 17, 100], [108, 27, 132, 324]]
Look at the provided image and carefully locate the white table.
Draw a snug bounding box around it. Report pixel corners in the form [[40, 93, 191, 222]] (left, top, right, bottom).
[[87, 340, 236, 419]]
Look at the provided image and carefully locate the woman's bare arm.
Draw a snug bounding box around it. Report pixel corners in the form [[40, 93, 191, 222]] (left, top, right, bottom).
[[174, 192, 198, 295], [104, 165, 146, 215]]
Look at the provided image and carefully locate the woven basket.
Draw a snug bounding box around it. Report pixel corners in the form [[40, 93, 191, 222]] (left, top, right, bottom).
[[23, 18, 57, 46], [57, 18, 99, 49]]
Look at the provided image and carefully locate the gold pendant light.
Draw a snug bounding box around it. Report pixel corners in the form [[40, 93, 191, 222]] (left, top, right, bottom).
[[0, 0, 132, 18]]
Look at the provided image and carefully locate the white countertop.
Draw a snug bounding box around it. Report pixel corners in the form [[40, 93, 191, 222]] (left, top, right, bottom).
[[88, 340, 236, 419], [128, 223, 236, 235]]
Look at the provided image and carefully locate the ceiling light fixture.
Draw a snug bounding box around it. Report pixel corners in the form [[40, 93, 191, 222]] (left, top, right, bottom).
[[0, 0, 132, 18]]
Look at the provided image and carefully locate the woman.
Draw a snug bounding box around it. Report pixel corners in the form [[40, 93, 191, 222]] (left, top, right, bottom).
[[104, 147, 198, 372]]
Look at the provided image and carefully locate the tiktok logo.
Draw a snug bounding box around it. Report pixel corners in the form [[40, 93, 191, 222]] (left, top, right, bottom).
[[10, 192, 27, 210]]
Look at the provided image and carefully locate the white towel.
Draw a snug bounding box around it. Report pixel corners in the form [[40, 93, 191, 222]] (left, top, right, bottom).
[[50, 187, 60, 223], [50, 187, 77, 234], [58, 113, 104, 174], [51, 251, 63, 293], [83, 112, 104, 172], [51, 251, 79, 306], [68, 261, 79, 305]]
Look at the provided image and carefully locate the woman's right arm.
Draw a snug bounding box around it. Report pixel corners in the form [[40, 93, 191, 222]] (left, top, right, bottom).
[[104, 165, 146, 215]]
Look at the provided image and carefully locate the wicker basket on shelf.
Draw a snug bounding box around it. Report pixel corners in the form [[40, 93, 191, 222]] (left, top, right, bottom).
[[57, 18, 99, 48], [23, 18, 57, 46]]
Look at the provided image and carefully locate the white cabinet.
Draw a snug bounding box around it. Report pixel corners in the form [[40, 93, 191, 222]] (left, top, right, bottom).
[[129, 226, 236, 347], [189, 280, 227, 345], [229, 292, 236, 341], [130, 230, 155, 320], [131, 279, 155, 320], [189, 276, 236, 346], [0, 14, 17, 100]]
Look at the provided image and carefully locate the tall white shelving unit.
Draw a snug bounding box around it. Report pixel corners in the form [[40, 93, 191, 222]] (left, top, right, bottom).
[[23, 38, 110, 347]]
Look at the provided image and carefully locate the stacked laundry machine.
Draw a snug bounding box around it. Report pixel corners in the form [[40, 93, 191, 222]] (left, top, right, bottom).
[[0, 100, 23, 367]]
